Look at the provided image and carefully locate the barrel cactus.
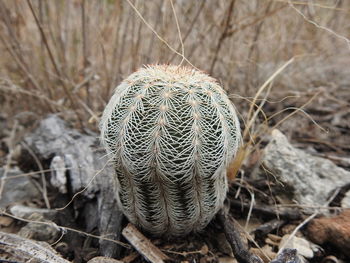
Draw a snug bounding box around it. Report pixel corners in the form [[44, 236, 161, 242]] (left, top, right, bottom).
[[100, 65, 241, 236]]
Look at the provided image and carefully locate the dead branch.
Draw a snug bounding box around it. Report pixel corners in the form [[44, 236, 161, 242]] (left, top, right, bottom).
[[230, 200, 302, 220], [122, 223, 169, 263], [0, 231, 71, 263], [217, 211, 263, 263]]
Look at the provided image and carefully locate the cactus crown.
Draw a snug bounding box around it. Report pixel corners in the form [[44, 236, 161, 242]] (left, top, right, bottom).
[[100, 65, 241, 236]]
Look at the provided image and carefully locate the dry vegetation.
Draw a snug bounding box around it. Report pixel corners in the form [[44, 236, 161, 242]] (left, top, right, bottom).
[[1, 0, 349, 130], [0, 0, 350, 262]]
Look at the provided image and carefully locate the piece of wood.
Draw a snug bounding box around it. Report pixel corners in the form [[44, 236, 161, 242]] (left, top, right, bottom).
[[87, 256, 123, 263], [253, 219, 286, 237], [122, 223, 169, 263], [217, 211, 263, 263], [230, 200, 301, 220], [218, 210, 303, 263], [0, 231, 71, 263], [307, 209, 350, 258]]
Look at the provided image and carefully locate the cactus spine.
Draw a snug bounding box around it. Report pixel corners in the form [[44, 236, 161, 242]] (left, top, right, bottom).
[[100, 65, 240, 236]]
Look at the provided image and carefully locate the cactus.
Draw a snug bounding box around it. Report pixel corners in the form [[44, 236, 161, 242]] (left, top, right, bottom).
[[100, 65, 241, 236]]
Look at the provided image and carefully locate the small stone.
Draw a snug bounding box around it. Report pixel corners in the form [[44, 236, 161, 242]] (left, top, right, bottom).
[[0, 215, 13, 227], [218, 257, 237, 263], [0, 167, 41, 207], [87, 257, 123, 263], [10, 204, 57, 220], [341, 191, 350, 208], [18, 213, 60, 243], [200, 244, 209, 255], [280, 235, 313, 259]]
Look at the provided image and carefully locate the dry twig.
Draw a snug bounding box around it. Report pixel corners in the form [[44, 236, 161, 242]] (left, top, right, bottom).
[[122, 223, 169, 263]]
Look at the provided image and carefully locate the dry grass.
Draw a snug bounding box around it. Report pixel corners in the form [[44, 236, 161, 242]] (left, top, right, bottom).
[[0, 0, 349, 131]]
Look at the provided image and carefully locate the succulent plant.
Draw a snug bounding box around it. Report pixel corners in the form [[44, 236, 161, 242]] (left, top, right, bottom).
[[100, 65, 241, 236]]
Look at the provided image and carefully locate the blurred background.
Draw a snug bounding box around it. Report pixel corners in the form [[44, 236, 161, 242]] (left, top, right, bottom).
[[0, 0, 349, 149]]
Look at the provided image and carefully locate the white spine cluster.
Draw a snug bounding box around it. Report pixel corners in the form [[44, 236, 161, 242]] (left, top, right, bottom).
[[100, 65, 240, 236]]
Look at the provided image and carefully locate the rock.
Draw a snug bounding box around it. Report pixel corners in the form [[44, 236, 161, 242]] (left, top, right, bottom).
[[23, 115, 123, 257], [218, 257, 237, 263], [307, 209, 350, 258], [341, 190, 350, 208], [0, 167, 41, 207], [10, 204, 57, 220], [279, 235, 313, 259], [260, 129, 350, 206], [0, 215, 14, 226], [18, 213, 60, 243], [24, 115, 98, 197], [87, 257, 123, 263]]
